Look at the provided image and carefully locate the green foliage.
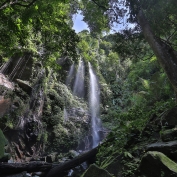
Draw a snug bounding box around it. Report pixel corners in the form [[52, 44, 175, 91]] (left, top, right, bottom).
[[0, 0, 79, 66], [121, 156, 140, 177], [80, 0, 110, 33]]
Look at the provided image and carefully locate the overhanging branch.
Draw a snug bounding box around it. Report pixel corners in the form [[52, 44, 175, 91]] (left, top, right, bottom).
[[0, 0, 38, 10]]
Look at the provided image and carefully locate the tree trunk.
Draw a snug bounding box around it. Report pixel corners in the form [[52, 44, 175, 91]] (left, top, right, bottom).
[[0, 161, 52, 175], [137, 10, 177, 93], [45, 146, 98, 177], [0, 147, 98, 176]]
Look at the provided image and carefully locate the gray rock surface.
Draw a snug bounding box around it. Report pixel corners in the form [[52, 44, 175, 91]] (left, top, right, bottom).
[[146, 140, 177, 160], [139, 151, 177, 177]]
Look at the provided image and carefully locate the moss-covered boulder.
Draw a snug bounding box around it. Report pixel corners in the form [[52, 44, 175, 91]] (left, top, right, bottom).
[[81, 164, 114, 177], [161, 127, 177, 142], [139, 151, 177, 177], [16, 79, 32, 95], [146, 140, 177, 161]]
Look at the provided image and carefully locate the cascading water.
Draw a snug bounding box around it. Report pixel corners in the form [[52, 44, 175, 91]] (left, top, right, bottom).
[[63, 107, 69, 122], [66, 63, 75, 87], [73, 60, 85, 98], [88, 62, 101, 148]]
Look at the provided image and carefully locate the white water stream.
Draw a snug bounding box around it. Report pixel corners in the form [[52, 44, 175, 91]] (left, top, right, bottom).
[[73, 60, 85, 98], [88, 62, 101, 148], [66, 63, 75, 87]]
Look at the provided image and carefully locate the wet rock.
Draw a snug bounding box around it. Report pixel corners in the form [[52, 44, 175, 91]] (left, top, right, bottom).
[[16, 79, 32, 95], [139, 151, 177, 177], [0, 73, 14, 90], [161, 127, 177, 142], [146, 140, 177, 160], [81, 164, 113, 177], [46, 152, 58, 163]]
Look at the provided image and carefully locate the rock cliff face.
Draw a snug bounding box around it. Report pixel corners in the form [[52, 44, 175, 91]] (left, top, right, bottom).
[[0, 73, 14, 89], [0, 62, 91, 163]]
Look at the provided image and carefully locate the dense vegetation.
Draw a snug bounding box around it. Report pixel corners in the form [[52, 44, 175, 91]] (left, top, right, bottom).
[[0, 0, 177, 176]]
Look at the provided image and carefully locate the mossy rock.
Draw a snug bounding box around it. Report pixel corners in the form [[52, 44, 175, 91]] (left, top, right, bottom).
[[139, 151, 177, 177], [81, 164, 114, 177], [16, 79, 32, 95], [146, 140, 177, 161], [161, 127, 177, 142]]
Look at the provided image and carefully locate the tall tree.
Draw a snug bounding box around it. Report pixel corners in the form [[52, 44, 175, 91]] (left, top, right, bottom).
[[79, 0, 177, 92]]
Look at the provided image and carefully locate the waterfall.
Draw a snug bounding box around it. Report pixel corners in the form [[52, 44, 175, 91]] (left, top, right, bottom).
[[0, 58, 12, 74], [73, 60, 85, 98], [8, 56, 25, 81], [66, 63, 75, 87], [88, 62, 101, 148]]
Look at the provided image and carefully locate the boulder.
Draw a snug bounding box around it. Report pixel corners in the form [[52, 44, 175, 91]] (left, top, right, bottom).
[[161, 127, 177, 142], [146, 140, 177, 160], [139, 151, 177, 177], [0, 73, 14, 90], [16, 79, 32, 95], [81, 164, 113, 177]]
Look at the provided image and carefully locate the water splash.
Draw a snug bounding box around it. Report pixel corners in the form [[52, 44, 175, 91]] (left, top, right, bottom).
[[73, 60, 85, 98], [88, 62, 101, 148], [66, 63, 75, 87]]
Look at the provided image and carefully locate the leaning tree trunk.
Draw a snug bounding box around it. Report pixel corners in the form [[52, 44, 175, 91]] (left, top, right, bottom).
[[137, 9, 177, 93]]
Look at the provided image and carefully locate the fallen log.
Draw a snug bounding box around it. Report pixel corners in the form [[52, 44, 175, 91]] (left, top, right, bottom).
[[0, 138, 113, 176], [46, 146, 98, 177], [0, 161, 52, 175], [0, 147, 98, 176]]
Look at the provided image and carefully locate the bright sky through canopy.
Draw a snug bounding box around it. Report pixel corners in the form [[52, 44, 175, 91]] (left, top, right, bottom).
[[72, 11, 135, 33], [72, 13, 88, 33]]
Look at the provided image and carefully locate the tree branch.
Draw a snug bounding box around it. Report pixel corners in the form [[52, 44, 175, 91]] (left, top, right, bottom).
[[0, 0, 10, 9], [0, 0, 38, 10], [91, 0, 109, 11]]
